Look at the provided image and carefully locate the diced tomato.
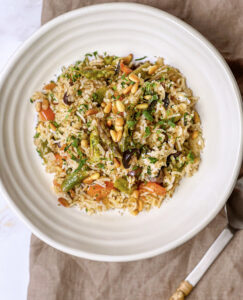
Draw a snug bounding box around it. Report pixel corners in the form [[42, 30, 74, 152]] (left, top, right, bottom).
[[139, 182, 166, 196], [87, 182, 114, 201], [39, 107, 55, 121], [120, 60, 132, 75]]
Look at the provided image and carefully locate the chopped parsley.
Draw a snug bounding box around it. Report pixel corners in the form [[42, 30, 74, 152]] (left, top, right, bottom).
[[30, 98, 34, 103], [34, 132, 40, 138], [187, 151, 195, 163], [135, 56, 147, 61], [77, 89, 82, 96], [127, 120, 136, 129], [121, 81, 126, 88], [159, 77, 165, 82], [64, 144, 71, 152], [143, 110, 154, 122], [184, 112, 189, 125], [168, 120, 176, 128], [145, 126, 151, 137], [97, 163, 105, 169], [52, 121, 59, 128], [148, 157, 158, 164], [92, 93, 98, 101], [112, 86, 117, 91], [147, 166, 152, 175], [151, 94, 159, 101], [93, 51, 98, 57]]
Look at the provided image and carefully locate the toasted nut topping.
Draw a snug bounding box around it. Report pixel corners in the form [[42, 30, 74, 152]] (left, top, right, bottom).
[[131, 82, 139, 94], [114, 157, 120, 168], [58, 197, 69, 207], [116, 130, 123, 142], [194, 111, 201, 124], [35, 102, 42, 112], [144, 95, 152, 100], [42, 99, 49, 110], [123, 53, 133, 64], [81, 139, 89, 148], [128, 73, 140, 83], [115, 125, 123, 132], [104, 102, 112, 114], [83, 173, 100, 184], [122, 85, 133, 95], [85, 109, 98, 116], [148, 65, 159, 75], [132, 190, 140, 199], [110, 130, 117, 142], [135, 103, 149, 110], [43, 82, 56, 90], [112, 102, 118, 114], [50, 123, 56, 131], [115, 117, 124, 127], [131, 209, 139, 216], [137, 199, 144, 212], [107, 119, 112, 127], [69, 189, 75, 198], [116, 100, 125, 112], [192, 131, 199, 139]]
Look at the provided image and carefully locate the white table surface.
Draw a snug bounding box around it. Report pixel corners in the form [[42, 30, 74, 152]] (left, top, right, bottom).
[[0, 1, 42, 299]]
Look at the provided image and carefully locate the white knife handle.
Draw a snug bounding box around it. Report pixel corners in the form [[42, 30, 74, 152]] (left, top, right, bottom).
[[169, 226, 235, 300]]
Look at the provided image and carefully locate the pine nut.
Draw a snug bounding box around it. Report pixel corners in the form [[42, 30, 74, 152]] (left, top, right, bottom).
[[148, 65, 159, 75], [104, 102, 112, 114], [81, 139, 88, 148], [112, 102, 118, 114], [43, 82, 56, 90], [137, 199, 144, 212], [114, 157, 120, 168], [194, 111, 200, 124], [50, 123, 56, 131], [69, 189, 75, 198], [110, 130, 117, 142], [42, 99, 49, 110], [122, 85, 132, 95], [85, 108, 98, 116], [135, 103, 149, 110], [128, 73, 140, 83], [58, 197, 69, 207], [35, 102, 42, 112], [115, 117, 124, 127], [115, 125, 123, 132], [101, 102, 106, 108], [107, 119, 112, 127], [144, 95, 152, 100], [131, 209, 139, 216], [83, 172, 100, 184], [192, 131, 199, 139], [116, 100, 125, 112], [132, 190, 139, 199], [123, 53, 133, 64], [131, 82, 139, 94], [116, 130, 123, 142]]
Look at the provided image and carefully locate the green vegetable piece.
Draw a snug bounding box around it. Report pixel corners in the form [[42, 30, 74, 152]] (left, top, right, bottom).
[[133, 62, 150, 79], [37, 140, 51, 161], [114, 177, 132, 194], [94, 87, 106, 104], [143, 110, 154, 122], [90, 128, 101, 162], [104, 56, 114, 65], [61, 170, 88, 192], [187, 151, 195, 163], [145, 126, 151, 137]]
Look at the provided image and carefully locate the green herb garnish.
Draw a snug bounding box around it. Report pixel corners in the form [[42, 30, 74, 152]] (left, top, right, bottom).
[[145, 126, 151, 137], [77, 89, 82, 96], [97, 163, 105, 169], [30, 98, 34, 103], [127, 120, 136, 129], [34, 132, 40, 138], [187, 151, 195, 163], [135, 56, 147, 61], [147, 166, 152, 175], [143, 110, 154, 122], [168, 120, 176, 128], [148, 157, 158, 163]]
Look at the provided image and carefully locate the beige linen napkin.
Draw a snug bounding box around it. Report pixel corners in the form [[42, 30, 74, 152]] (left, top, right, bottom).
[[28, 1, 243, 299]]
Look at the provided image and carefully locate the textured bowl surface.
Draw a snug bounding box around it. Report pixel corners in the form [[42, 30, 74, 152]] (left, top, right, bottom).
[[0, 3, 242, 261]]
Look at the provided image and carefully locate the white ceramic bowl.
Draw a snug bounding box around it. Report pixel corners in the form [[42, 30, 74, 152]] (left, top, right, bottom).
[[0, 3, 242, 261]]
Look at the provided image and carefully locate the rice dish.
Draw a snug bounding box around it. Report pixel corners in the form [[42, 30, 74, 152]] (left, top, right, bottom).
[[30, 52, 204, 215]]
